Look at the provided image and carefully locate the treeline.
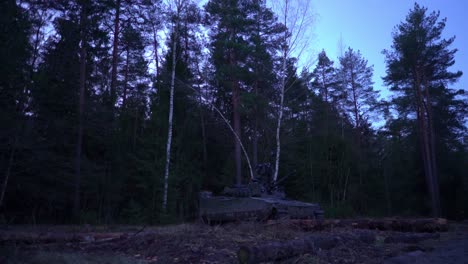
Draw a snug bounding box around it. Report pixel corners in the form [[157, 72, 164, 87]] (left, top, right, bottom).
[[0, 0, 466, 224]]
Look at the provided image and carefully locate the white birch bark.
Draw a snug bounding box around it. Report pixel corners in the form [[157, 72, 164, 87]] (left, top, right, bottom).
[[162, 0, 183, 212], [272, 0, 313, 183], [273, 38, 287, 183]]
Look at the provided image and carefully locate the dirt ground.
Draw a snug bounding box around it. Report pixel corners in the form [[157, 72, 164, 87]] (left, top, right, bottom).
[[1, 221, 467, 264]]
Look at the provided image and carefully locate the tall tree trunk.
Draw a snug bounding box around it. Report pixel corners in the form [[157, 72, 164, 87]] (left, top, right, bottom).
[[229, 47, 242, 185], [252, 13, 262, 173], [423, 78, 441, 216], [162, 25, 178, 212], [184, 18, 189, 63], [194, 58, 208, 176], [74, 5, 88, 221], [308, 143, 315, 200], [150, 25, 160, 219], [382, 154, 392, 215], [273, 82, 284, 182], [321, 72, 332, 194], [414, 69, 439, 217], [233, 79, 242, 185], [349, 65, 362, 149], [122, 48, 129, 110], [421, 112, 437, 216], [273, 1, 289, 183], [152, 28, 159, 80], [253, 118, 258, 171], [132, 107, 138, 150], [199, 102, 208, 170], [252, 80, 259, 171], [0, 137, 17, 208], [322, 70, 330, 136], [110, 0, 120, 107], [351, 73, 359, 131], [350, 68, 365, 210]]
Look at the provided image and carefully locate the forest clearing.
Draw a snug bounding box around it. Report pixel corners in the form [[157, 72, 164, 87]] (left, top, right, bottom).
[[2, 218, 467, 263]]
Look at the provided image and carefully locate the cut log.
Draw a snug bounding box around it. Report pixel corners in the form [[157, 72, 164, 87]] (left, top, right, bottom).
[[201, 208, 272, 223], [267, 218, 448, 232], [384, 233, 440, 244], [237, 236, 338, 264], [0, 231, 125, 245], [344, 218, 448, 232], [265, 219, 327, 231]]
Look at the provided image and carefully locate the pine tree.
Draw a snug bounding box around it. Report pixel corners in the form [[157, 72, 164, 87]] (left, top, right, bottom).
[[310, 50, 338, 137], [205, 0, 254, 185], [311, 50, 337, 103], [28, 0, 113, 221], [337, 48, 379, 211], [246, 0, 285, 170], [338, 48, 378, 133], [383, 3, 464, 217]]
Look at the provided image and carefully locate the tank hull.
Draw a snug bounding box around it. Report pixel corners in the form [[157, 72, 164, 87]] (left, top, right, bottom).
[[199, 194, 324, 223]]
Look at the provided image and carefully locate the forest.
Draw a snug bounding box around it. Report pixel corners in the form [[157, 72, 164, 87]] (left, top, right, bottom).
[[0, 0, 466, 225]]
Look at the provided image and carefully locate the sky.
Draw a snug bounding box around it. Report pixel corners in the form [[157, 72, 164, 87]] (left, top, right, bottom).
[[311, 0, 468, 98]]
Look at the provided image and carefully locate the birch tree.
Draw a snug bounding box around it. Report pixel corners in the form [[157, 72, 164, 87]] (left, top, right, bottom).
[[162, 0, 187, 212], [270, 0, 314, 183]]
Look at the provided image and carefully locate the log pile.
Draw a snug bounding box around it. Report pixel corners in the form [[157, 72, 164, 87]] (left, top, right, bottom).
[[342, 218, 448, 232], [0, 231, 126, 245], [267, 218, 448, 232]]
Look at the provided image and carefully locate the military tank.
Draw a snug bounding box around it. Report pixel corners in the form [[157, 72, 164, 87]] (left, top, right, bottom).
[[199, 163, 324, 223]]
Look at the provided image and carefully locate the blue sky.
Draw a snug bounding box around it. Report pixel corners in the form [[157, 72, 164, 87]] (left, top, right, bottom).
[[311, 0, 468, 98]]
